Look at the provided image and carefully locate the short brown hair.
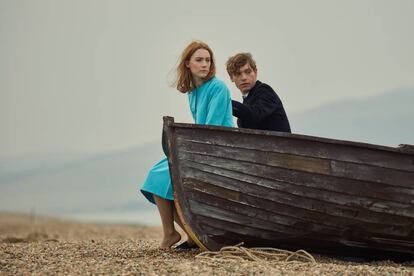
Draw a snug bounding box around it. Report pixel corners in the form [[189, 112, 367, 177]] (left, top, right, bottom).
[[226, 53, 257, 77], [175, 41, 216, 93]]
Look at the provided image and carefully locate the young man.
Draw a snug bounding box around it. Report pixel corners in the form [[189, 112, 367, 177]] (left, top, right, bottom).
[[226, 53, 291, 133]]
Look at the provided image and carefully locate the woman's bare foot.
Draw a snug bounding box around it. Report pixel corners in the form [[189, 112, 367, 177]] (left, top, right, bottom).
[[160, 230, 181, 249]]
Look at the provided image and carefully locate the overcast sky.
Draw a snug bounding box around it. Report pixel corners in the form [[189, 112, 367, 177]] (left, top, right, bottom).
[[1, 0, 413, 158]]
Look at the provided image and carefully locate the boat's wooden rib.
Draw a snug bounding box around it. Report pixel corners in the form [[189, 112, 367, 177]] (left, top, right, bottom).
[[162, 117, 414, 259]]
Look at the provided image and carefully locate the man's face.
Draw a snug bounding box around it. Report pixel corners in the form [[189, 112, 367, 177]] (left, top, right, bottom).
[[231, 63, 257, 94]]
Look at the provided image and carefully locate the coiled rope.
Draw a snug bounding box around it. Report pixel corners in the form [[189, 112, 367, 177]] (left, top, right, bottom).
[[196, 243, 316, 264]]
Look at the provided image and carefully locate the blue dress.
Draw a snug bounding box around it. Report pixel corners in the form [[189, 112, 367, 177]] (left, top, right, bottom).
[[140, 77, 234, 204]]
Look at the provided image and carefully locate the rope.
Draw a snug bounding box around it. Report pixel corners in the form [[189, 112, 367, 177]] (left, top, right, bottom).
[[196, 242, 316, 264]]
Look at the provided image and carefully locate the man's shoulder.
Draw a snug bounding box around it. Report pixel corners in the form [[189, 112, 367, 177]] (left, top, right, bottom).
[[251, 81, 280, 101], [249, 81, 283, 104], [255, 81, 275, 93]]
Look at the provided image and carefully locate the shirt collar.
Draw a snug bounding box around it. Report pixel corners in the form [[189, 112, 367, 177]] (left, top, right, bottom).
[[242, 81, 260, 99]]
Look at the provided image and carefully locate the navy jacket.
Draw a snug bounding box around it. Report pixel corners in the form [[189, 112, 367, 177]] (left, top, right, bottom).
[[232, 80, 291, 132]]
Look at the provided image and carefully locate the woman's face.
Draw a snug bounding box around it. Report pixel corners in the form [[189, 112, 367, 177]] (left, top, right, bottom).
[[186, 48, 211, 80]]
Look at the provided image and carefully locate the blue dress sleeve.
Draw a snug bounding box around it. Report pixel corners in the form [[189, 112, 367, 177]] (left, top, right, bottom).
[[205, 81, 232, 126]]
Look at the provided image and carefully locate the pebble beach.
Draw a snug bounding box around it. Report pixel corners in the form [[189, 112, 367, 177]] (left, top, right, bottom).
[[0, 212, 413, 275]]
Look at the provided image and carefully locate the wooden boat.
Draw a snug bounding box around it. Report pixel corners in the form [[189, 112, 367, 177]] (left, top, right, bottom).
[[162, 117, 414, 260]]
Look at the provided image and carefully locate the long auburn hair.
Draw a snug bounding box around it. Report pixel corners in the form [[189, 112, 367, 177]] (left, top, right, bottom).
[[175, 41, 216, 93]]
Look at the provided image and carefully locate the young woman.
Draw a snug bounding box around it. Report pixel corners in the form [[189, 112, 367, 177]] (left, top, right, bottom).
[[141, 41, 233, 248]]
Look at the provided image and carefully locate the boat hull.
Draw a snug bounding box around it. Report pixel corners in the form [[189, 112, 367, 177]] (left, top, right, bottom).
[[162, 117, 414, 259]]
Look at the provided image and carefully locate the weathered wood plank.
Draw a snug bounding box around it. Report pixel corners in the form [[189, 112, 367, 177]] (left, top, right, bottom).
[[189, 196, 414, 250], [180, 155, 414, 204], [178, 144, 414, 188], [187, 192, 354, 237], [180, 154, 414, 214], [182, 176, 414, 237], [176, 130, 414, 172], [196, 215, 414, 255]]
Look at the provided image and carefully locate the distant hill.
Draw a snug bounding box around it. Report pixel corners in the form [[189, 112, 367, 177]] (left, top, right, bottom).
[[289, 88, 414, 147], [0, 143, 164, 225]]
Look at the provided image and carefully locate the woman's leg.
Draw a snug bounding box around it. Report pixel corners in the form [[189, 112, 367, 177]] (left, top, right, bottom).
[[153, 195, 181, 248], [173, 206, 195, 245]]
